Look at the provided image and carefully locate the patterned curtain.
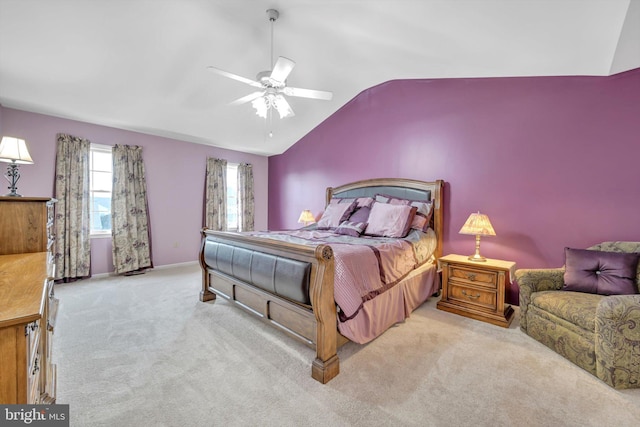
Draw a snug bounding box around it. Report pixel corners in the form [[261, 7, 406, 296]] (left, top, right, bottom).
[[204, 157, 227, 230], [53, 133, 91, 281], [237, 163, 255, 232], [111, 145, 153, 274]]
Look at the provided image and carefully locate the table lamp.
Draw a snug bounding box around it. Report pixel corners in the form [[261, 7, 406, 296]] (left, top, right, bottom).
[[459, 211, 496, 262], [0, 136, 34, 197], [297, 209, 315, 226]]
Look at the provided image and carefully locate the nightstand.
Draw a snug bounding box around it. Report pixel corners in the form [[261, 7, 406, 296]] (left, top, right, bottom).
[[436, 254, 515, 327]]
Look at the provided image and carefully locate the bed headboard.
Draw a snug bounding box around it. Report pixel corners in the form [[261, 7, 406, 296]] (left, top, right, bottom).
[[326, 178, 444, 259]]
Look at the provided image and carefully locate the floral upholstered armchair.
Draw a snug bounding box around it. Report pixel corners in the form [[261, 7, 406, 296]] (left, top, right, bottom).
[[515, 242, 640, 389]]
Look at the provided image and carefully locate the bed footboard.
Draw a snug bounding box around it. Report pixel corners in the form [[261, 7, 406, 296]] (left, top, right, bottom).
[[199, 229, 341, 383]]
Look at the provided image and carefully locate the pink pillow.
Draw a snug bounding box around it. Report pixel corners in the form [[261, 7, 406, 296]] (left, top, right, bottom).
[[364, 202, 416, 238], [374, 194, 433, 232], [317, 202, 356, 230]]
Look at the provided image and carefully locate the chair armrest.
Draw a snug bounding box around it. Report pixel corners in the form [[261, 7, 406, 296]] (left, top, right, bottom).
[[515, 268, 564, 301], [595, 294, 640, 389], [514, 268, 564, 332]]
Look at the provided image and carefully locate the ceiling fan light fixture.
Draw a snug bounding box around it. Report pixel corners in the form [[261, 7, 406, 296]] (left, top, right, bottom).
[[251, 97, 268, 118], [274, 94, 294, 118], [251, 93, 294, 119]]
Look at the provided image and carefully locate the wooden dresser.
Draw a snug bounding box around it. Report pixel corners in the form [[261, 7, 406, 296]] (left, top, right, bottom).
[[0, 197, 57, 404]]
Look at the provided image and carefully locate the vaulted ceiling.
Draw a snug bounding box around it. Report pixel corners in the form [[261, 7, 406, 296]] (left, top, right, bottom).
[[1, 1, 638, 156]]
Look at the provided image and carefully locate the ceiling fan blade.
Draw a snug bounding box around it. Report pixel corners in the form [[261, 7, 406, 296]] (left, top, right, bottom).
[[229, 91, 265, 106], [283, 86, 333, 101], [274, 95, 295, 118], [206, 66, 263, 88], [270, 57, 295, 83]]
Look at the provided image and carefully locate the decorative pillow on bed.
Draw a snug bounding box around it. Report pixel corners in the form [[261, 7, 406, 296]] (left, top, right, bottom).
[[316, 201, 357, 230], [335, 221, 368, 237], [364, 202, 417, 238], [374, 194, 411, 205], [347, 206, 371, 224], [374, 194, 433, 232], [330, 197, 374, 208], [563, 247, 640, 295]]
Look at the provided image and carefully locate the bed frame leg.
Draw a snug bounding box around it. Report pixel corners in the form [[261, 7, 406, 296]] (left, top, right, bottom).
[[199, 267, 216, 302], [310, 244, 340, 383], [200, 289, 216, 302], [312, 354, 340, 384]]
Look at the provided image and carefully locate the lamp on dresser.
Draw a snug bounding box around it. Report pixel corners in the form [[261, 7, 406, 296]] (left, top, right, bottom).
[[459, 211, 496, 262], [0, 136, 34, 197]]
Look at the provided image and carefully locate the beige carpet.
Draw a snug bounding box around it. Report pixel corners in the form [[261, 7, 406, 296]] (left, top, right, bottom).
[[53, 263, 640, 426]]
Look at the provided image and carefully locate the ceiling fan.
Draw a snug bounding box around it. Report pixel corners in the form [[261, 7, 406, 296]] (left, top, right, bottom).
[[207, 9, 333, 119]]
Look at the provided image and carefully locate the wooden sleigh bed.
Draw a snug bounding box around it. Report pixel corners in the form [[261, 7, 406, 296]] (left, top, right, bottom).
[[199, 178, 444, 383]]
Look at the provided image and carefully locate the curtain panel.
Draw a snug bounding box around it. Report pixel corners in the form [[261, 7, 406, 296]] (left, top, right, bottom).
[[237, 163, 255, 232], [111, 144, 153, 274], [204, 157, 227, 230], [53, 133, 91, 281]]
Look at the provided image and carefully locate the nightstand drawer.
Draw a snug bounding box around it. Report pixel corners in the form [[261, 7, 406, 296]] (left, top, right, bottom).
[[449, 283, 497, 311], [448, 265, 497, 289]]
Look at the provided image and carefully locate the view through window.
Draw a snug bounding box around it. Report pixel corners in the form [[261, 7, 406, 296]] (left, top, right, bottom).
[[90, 144, 113, 235], [226, 163, 238, 231]]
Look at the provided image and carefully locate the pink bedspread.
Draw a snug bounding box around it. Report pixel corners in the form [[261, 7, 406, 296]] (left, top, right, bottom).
[[249, 228, 437, 322]]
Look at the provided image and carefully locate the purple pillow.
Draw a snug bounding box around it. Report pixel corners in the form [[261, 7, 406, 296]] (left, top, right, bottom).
[[329, 197, 374, 208], [348, 206, 371, 223], [563, 247, 640, 295], [317, 202, 356, 230], [335, 221, 368, 237], [364, 202, 416, 238]]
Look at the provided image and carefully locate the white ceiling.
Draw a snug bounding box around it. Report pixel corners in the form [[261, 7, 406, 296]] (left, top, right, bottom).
[[1, 1, 639, 156]]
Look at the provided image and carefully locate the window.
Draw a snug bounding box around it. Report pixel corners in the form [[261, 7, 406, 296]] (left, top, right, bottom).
[[89, 144, 113, 236], [226, 163, 238, 231]]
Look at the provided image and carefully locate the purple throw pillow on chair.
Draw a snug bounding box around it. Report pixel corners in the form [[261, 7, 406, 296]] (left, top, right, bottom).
[[563, 247, 640, 295]]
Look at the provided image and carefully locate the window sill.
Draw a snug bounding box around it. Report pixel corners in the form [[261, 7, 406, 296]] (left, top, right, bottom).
[[90, 233, 112, 239]]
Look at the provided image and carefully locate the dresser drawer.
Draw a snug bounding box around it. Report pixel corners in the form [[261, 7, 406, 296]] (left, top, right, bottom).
[[448, 283, 497, 312], [27, 355, 42, 405], [28, 351, 42, 404], [47, 281, 58, 331], [26, 320, 40, 366], [448, 265, 498, 289]]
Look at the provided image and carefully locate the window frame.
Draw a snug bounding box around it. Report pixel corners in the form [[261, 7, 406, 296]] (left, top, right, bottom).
[[89, 143, 113, 238]]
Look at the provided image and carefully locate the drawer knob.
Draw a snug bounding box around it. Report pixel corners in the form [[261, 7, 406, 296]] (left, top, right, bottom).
[[467, 273, 476, 281], [462, 290, 481, 299]]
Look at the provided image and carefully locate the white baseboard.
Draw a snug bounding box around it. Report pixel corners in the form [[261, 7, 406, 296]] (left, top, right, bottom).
[[153, 261, 199, 270], [91, 260, 199, 279]]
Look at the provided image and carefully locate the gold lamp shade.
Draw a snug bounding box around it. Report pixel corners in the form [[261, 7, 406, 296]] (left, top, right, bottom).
[[459, 211, 496, 262], [297, 209, 315, 226]]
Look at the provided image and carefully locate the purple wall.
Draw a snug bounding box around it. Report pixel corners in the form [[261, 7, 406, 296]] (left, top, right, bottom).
[[0, 107, 268, 274], [268, 68, 640, 303]]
